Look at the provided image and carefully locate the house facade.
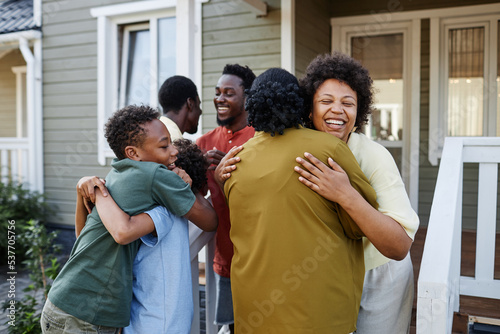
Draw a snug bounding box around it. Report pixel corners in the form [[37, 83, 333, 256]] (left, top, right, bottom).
[[0, 0, 499, 232]]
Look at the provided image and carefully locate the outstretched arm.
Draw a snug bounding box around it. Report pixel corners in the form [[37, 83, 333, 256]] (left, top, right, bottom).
[[76, 175, 155, 244], [95, 189, 155, 245], [184, 193, 218, 232], [294, 153, 412, 260]]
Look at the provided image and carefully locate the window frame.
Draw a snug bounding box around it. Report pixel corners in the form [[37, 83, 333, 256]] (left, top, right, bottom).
[[429, 13, 500, 165], [90, 0, 203, 165]]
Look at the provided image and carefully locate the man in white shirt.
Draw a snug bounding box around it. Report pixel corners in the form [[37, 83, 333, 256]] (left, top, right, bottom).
[[158, 75, 202, 140]]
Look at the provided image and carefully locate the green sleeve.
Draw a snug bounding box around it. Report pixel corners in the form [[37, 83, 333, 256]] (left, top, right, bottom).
[[151, 165, 196, 217]]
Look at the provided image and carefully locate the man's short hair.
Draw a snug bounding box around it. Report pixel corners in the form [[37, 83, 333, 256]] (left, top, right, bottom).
[[158, 75, 199, 114], [222, 64, 256, 90]]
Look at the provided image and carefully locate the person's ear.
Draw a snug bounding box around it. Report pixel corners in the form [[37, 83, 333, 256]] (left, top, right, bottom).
[[124, 146, 141, 161], [186, 97, 194, 112]]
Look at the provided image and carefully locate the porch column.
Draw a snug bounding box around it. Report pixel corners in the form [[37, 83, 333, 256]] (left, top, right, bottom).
[[18, 37, 43, 193], [281, 0, 295, 74]]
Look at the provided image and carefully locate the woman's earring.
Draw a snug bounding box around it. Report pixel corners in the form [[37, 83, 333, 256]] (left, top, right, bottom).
[[351, 126, 357, 133]]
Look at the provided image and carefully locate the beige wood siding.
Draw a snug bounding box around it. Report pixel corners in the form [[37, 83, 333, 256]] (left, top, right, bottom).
[[294, 0, 331, 79], [201, 0, 281, 132], [42, 0, 124, 226], [0, 50, 25, 137]]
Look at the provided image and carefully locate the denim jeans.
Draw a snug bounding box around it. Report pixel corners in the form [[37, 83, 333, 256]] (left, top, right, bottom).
[[41, 299, 120, 334], [214, 272, 234, 325]]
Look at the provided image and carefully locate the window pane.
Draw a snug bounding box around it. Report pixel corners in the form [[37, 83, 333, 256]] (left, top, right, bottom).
[[158, 17, 176, 90], [126, 29, 150, 106], [447, 27, 484, 136], [351, 34, 404, 142]]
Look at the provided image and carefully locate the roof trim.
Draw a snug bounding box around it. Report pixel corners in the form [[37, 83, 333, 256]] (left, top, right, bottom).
[[0, 30, 41, 44]]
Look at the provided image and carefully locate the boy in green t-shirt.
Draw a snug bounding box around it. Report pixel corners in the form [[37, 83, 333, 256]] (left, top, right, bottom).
[[41, 105, 217, 333]]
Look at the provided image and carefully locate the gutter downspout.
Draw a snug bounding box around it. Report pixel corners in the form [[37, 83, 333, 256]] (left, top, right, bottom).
[[18, 37, 43, 193]]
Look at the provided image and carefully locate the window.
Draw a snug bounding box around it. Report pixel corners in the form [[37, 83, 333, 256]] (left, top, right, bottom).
[[447, 27, 484, 137], [429, 11, 500, 165], [118, 18, 176, 108], [91, 1, 202, 165]]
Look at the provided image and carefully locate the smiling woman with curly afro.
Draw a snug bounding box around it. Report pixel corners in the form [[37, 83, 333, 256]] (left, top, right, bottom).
[[295, 52, 419, 334], [299, 52, 375, 131]]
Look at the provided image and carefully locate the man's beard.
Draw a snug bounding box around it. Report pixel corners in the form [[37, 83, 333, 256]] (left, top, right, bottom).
[[216, 115, 237, 127]]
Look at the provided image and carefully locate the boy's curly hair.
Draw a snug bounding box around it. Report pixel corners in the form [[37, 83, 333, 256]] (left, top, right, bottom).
[[222, 64, 256, 90], [299, 52, 375, 132], [173, 139, 208, 194], [104, 105, 160, 160], [245, 68, 306, 136]]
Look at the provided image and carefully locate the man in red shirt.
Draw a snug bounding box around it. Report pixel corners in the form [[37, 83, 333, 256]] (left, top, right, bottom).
[[196, 64, 255, 333]]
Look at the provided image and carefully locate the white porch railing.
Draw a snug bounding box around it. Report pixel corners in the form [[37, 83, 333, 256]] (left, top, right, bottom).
[[417, 137, 500, 333], [0, 137, 30, 186], [189, 223, 218, 334]]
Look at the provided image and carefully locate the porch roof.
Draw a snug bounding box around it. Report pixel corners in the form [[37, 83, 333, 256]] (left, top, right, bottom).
[[0, 0, 39, 35]]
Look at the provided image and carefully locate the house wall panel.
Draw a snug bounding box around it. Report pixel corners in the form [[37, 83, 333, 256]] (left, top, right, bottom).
[[44, 105, 97, 118], [203, 39, 280, 60], [43, 93, 97, 107], [203, 25, 281, 45], [43, 44, 96, 61], [42, 0, 108, 227], [42, 19, 96, 36], [295, 0, 331, 78], [204, 10, 280, 31], [200, 0, 281, 133], [43, 57, 97, 72], [43, 69, 97, 83], [43, 32, 97, 48]]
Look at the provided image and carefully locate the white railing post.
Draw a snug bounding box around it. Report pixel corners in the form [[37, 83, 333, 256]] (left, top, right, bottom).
[[204, 236, 218, 334], [189, 223, 216, 334], [418, 137, 500, 333], [417, 137, 464, 334]]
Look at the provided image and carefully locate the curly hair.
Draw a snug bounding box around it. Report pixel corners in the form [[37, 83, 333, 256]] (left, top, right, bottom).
[[299, 52, 375, 132], [158, 75, 199, 114], [173, 139, 208, 194], [222, 64, 256, 90], [245, 68, 306, 136], [104, 105, 160, 160]]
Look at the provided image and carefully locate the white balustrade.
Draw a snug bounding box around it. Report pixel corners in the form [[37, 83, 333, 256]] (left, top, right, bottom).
[[417, 137, 500, 333]]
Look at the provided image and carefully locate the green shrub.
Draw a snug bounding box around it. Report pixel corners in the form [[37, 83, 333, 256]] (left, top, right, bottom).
[[2, 220, 61, 333], [0, 181, 51, 266]]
